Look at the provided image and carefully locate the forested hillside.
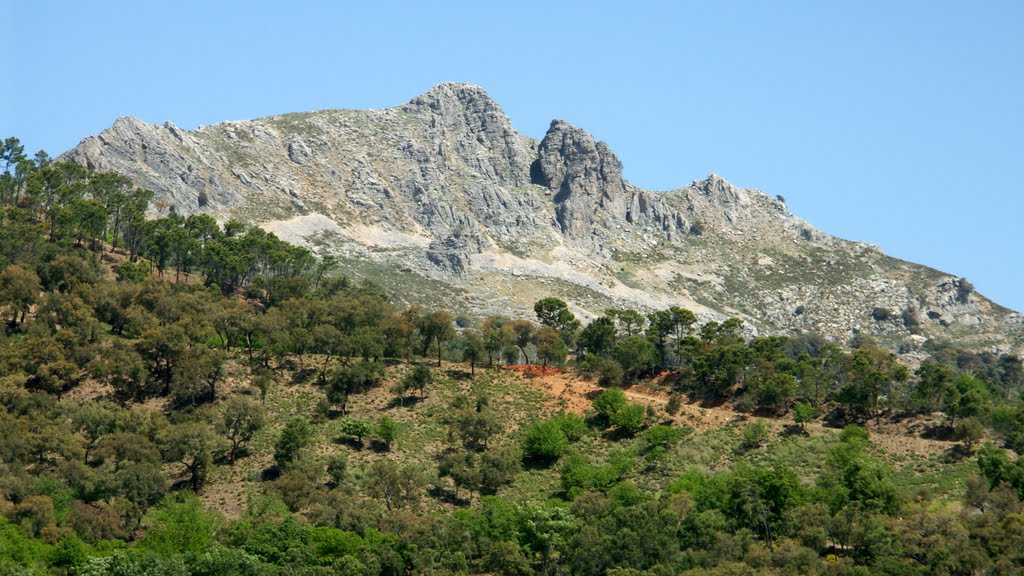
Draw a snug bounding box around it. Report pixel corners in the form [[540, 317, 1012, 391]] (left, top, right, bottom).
[[2, 136, 1024, 575]]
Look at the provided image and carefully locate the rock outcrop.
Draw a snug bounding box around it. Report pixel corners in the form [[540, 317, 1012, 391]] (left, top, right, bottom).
[[62, 82, 1024, 355]]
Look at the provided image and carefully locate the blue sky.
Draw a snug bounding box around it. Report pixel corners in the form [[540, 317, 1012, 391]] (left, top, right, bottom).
[[4, 1, 1022, 312]]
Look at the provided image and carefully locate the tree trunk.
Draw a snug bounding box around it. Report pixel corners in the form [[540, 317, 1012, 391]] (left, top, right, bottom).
[[320, 354, 332, 384], [187, 461, 200, 491]]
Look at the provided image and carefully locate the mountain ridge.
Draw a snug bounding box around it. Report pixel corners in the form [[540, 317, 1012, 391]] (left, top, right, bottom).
[[62, 82, 1024, 355]]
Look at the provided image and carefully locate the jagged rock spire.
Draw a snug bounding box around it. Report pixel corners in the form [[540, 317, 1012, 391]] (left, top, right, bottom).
[[537, 119, 629, 238], [403, 82, 530, 187]]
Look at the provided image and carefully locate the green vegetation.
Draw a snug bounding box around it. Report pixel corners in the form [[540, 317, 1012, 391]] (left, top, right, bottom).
[[1, 136, 1024, 574]]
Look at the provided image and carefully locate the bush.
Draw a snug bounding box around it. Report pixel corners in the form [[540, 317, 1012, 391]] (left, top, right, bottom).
[[642, 425, 683, 451], [68, 501, 127, 542], [871, 307, 893, 322], [275, 418, 313, 470], [956, 278, 974, 304], [607, 481, 645, 507], [115, 261, 147, 283], [523, 420, 569, 461], [611, 336, 660, 381], [593, 388, 628, 421], [271, 467, 320, 512], [580, 355, 624, 387], [75, 551, 189, 576], [593, 388, 647, 434], [839, 425, 870, 445], [741, 419, 770, 449], [480, 446, 523, 494], [610, 403, 646, 434], [559, 453, 631, 498], [955, 417, 985, 449], [339, 418, 372, 446], [552, 413, 587, 442], [326, 455, 348, 488], [141, 493, 217, 556], [665, 394, 682, 416], [375, 416, 398, 449], [793, 402, 815, 431], [901, 307, 922, 334]]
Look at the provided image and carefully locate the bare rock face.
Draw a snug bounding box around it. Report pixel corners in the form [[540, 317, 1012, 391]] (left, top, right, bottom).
[[404, 83, 532, 188], [538, 119, 628, 238], [536, 119, 690, 246], [61, 82, 1024, 355]]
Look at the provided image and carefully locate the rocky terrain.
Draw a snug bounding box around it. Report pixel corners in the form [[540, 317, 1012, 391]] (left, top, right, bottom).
[[63, 82, 1024, 354]]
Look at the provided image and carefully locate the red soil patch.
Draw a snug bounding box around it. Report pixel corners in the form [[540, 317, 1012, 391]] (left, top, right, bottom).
[[509, 367, 960, 457], [501, 364, 564, 377]]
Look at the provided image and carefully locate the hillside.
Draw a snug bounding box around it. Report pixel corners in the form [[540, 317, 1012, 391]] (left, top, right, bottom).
[[62, 83, 1024, 355], [2, 144, 1024, 575]]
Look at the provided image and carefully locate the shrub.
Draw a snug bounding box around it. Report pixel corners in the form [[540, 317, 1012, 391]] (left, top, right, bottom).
[[552, 413, 587, 442], [741, 419, 770, 449], [955, 417, 985, 450], [793, 402, 815, 431], [901, 307, 921, 334], [141, 492, 217, 556], [559, 453, 631, 498], [375, 416, 398, 449], [272, 467, 320, 512], [67, 501, 127, 543], [115, 261, 147, 283], [523, 420, 569, 461], [665, 394, 682, 416], [610, 403, 646, 434], [339, 418, 372, 446], [871, 307, 893, 322], [607, 481, 645, 506], [593, 388, 628, 421], [480, 446, 522, 494], [580, 355, 624, 387], [956, 278, 974, 304], [840, 424, 870, 444], [326, 455, 348, 488], [275, 418, 313, 470], [642, 425, 683, 451]]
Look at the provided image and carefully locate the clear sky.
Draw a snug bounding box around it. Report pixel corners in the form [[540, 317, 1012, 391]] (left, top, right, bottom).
[[4, 1, 1022, 312]]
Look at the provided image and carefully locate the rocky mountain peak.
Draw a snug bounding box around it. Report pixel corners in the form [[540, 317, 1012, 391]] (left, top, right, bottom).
[[404, 82, 512, 132], [693, 173, 736, 194], [408, 82, 494, 107], [59, 85, 1024, 355], [402, 82, 530, 188], [537, 119, 629, 238], [111, 116, 145, 129]]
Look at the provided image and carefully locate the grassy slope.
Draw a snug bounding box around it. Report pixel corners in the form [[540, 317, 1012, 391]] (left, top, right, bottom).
[[189, 357, 977, 519]]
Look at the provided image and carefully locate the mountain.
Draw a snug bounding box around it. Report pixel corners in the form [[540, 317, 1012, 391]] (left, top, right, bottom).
[[62, 82, 1024, 354]]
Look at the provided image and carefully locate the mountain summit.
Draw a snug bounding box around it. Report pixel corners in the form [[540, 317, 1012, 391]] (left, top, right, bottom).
[[63, 83, 1024, 354]]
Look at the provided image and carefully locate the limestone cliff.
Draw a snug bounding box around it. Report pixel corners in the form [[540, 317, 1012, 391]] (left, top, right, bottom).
[[63, 82, 1024, 355]]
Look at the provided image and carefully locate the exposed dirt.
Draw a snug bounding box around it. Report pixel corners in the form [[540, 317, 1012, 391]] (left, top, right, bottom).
[[513, 365, 961, 458], [198, 479, 250, 519]]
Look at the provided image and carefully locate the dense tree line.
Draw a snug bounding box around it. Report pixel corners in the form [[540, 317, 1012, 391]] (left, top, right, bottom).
[[2, 136, 1024, 574]]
